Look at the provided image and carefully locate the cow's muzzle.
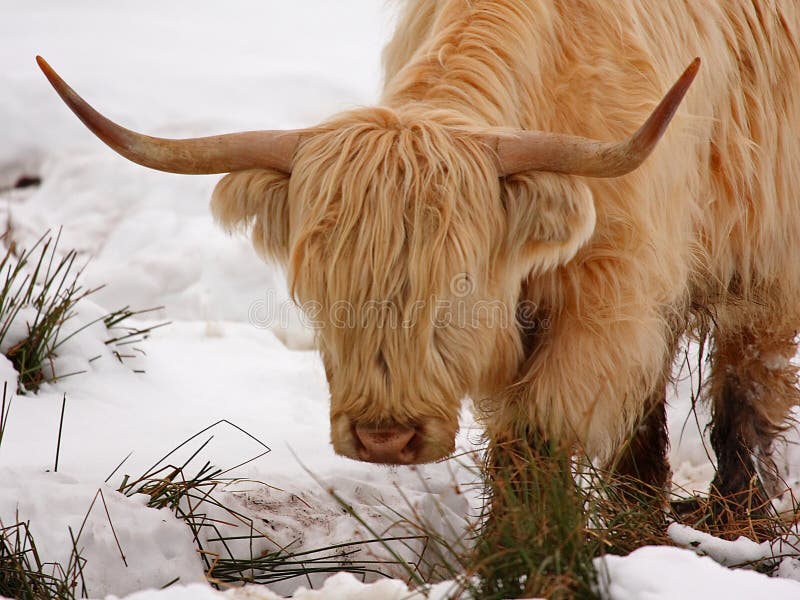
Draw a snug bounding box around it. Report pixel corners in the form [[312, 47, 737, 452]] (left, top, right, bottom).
[[354, 424, 418, 464], [331, 415, 457, 465]]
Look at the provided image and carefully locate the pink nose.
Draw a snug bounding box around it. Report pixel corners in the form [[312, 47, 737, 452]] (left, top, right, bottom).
[[354, 424, 417, 464]]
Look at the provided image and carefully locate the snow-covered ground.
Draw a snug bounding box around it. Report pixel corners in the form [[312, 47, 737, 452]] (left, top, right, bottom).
[[2, 2, 800, 599]]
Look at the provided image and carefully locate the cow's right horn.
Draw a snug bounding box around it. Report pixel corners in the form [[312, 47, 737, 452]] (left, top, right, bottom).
[[486, 57, 701, 178], [36, 56, 300, 174]]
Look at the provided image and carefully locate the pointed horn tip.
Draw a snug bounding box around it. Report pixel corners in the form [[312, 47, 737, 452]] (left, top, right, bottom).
[[633, 57, 701, 153], [666, 58, 701, 102], [683, 57, 701, 84], [669, 57, 701, 99], [35, 55, 58, 85]]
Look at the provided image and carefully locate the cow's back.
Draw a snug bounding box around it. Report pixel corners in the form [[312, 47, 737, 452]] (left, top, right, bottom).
[[382, 0, 800, 325]]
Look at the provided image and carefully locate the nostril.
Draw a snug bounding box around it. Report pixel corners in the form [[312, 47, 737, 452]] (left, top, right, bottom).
[[354, 424, 417, 464]]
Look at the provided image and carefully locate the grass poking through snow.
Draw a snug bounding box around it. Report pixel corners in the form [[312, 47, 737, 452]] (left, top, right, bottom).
[[116, 420, 434, 590], [0, 231, 98, 391], [0, 231, 167, 392], [0, 520, 87, 600]]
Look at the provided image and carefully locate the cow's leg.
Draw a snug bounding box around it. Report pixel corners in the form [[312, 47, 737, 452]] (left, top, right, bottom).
[[708, 323, 799, 534], [608, 383, 670, 505], [608, 322, 683, 507], [476, 426, 589, 599]]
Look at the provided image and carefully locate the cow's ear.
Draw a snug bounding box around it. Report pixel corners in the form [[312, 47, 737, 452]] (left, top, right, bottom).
[[211, 169, 291, 265], [501, 172, 596, 275]]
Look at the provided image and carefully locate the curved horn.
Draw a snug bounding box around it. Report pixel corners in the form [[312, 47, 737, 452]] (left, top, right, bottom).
[[487, 57, 701, 178], [36, 56, 299, 174]]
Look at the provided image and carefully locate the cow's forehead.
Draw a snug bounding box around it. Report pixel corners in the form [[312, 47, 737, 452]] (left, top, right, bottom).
[[288, 110, 505, 306]]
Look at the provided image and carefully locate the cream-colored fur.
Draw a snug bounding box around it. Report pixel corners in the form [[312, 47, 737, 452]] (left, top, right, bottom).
[[213, 0, 800, 461]]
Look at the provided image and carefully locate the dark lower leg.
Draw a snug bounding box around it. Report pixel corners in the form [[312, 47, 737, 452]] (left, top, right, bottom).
[[709, 372, 779, 533], [708, 325, 798, 537], [610, 386, 670, 504]]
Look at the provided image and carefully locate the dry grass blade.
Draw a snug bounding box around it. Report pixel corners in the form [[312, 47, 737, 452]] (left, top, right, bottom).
[[0, 382, 10, 453]]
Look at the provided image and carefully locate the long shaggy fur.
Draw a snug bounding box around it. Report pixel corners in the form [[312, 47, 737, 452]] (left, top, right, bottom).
[[212, 0, 800, 465]]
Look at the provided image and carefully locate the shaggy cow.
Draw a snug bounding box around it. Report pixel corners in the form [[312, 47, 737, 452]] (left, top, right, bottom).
[[38, 0, 800, 520]]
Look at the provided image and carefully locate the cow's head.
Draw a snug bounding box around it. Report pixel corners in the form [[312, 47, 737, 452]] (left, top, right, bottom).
[[37, 56, 699, 465]]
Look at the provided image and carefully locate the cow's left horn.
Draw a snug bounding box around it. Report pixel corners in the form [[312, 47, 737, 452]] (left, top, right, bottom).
[[486, 58, 700, 178], [36, 56, 300, 174]]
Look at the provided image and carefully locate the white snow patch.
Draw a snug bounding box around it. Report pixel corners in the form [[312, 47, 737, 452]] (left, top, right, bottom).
[[98, 574, 465, 600], [598, 545, 800, 599], [0, 469, 205, 597], [669, 523, 800, 571]]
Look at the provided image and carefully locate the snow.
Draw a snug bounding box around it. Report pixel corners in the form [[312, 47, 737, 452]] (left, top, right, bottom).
[[102, 573, 462, 600], [598, 546, 800, 599], [0, 469, 206, 596], [668, 523, 800, 575], [1, 1, 800, 599]]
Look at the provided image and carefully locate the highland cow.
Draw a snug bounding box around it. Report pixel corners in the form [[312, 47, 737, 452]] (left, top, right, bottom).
[[38, 0, 800, 521]]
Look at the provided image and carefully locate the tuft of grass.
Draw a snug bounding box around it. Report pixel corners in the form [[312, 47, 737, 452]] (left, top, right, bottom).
[[0, 231, 98, 391], [116, 420, 428, 590], [0, 231, 167, 392], [0, 520, 87, 600], [471, 433, 598, 600], [585, 469, 671, 559], [209, 535, 429, 587], [670, 483, 792, 546]]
